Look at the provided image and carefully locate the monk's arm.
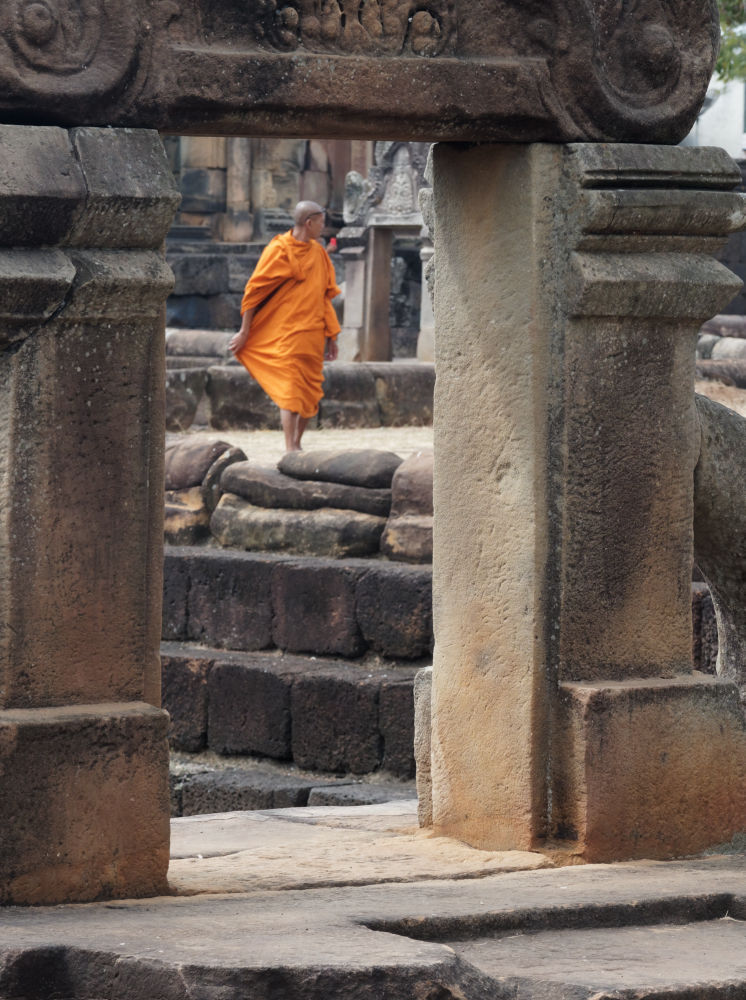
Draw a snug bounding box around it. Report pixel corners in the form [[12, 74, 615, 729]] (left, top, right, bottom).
[[229, 306, 257, 355], [324, 336, 338, 361]]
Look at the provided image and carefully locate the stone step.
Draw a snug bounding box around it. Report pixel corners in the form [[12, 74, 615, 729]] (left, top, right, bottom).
[[206, 362, 434, 430], [163, 547, 716, 670], [163, 546, 433, 660], [162, 643, 420, 778], [170, 751, 416, 817]]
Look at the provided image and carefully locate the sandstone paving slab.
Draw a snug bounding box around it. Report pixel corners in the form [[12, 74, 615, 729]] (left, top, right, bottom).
[[168, 808, 551, 894], [454, 918, 746, 998], [3, 848, 746, 998], [171, 802, 420, 858]]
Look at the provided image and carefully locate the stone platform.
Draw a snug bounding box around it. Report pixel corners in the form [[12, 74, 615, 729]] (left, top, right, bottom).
[[2, 801, 746, 998]]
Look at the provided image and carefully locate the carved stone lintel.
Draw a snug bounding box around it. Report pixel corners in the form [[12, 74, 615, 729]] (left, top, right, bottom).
[[0, 0, 719, 143]]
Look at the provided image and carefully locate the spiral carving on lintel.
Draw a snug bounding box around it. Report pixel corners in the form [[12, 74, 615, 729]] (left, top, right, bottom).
[[3, 0, 144, 102], [545, 0, 719, 141]]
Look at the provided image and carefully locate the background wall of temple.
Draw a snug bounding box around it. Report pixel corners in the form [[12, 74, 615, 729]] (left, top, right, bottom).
[[162, 137, 374, 237], [163, 137, 425, 356]]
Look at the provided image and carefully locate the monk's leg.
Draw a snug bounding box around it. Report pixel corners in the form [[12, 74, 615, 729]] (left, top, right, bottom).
[[280, 409, 298, 451], [296, 416, 309, 450], [280, 410, 310, 451]]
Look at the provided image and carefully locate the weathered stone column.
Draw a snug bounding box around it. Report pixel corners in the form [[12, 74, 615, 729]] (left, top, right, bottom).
[[362, 227, 393, 361], [0, 125, 179, 903], [430, 142, 746, 861], [338, 234, 368, 362]]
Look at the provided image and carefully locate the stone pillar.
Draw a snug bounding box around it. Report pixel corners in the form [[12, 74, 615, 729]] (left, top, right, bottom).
[[222, 137, 253, 242], [430, 142, 746, 862], [338, 236, 367, 362], [417, 242, 435, 362], [362, 227, 393, 361], [0, 125, 179, 904]]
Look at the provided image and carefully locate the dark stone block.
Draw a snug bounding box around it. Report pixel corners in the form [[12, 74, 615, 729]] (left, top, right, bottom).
[[206, 293, 243, 330], [166, 356, 211, 369], [166, 294, 242, 331], [222, 463, 392, 517], [695, 359, 746, 389], [379, 677, 417, 778], [272, 560, 365, 657], [207, 655, 311, 759], [166, 295, 214, 330], [692, 582, 719, 674], [227, 252, 264, 293], [165, 368, 208, 432], [166, 329, 232, 358], [355, 564, 433, 659], [164, 489, 211, 545], [368, 362, 435, 426], [290, 665, 382, 773], [179, 167, 227, 214], [169, 253, 229, 296], [318, 364, 380, 428], [202, 446, 247, 512], [165, 438, 233, 490], [206, 366, 279, 430], [180, 769, 316, 815], [307, 783, 415, 806], [380, 449, 434, 563], [162, 547, 192, 641], [278, 449, 402, 489], [161, 650, 211, 752], [186, 549, 277, 650], [210, 495, 386, 558]]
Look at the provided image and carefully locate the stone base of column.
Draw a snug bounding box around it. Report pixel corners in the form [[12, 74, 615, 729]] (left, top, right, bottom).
[[0, 703, 170, 905], [556, 676, 746, 862]]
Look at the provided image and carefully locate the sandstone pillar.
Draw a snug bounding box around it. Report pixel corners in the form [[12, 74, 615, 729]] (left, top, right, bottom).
[[430, 142, 746, 861], [0, 125, 179, 903], [362, 227, 393, 361], [338, 239, 367, 362]]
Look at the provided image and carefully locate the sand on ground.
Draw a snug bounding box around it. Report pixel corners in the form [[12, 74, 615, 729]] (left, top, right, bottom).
[[168, 424, 434, 469]]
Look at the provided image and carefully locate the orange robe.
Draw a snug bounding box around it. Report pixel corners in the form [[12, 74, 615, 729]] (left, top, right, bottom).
[[236, 231, 341, 419]]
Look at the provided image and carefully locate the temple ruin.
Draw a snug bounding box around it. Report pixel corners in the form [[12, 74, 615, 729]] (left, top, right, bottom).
[[1, 0, 746, 914]]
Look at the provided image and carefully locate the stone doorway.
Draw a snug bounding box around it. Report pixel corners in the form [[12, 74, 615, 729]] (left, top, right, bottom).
[[1, 0, 746, 904]]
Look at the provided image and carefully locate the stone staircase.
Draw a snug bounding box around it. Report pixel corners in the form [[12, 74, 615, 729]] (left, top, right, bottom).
[[162, 547, 430, 815], [162, 436, 720, 818]]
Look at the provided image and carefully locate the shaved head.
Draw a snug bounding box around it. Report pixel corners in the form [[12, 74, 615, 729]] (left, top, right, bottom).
[[294, 200, 324, 225]]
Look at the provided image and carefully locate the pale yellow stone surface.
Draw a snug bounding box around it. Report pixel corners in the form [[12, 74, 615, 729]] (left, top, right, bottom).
[[695, 380, 746, 418], [168, 804, 551, 895], [429, 144, 557, 851]]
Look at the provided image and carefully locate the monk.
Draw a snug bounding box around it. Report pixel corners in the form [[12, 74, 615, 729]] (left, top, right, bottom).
[[229, 201, 341, 452]]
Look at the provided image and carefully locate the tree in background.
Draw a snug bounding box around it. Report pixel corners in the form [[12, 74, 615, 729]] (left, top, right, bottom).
[[718, 0, 746, 81]]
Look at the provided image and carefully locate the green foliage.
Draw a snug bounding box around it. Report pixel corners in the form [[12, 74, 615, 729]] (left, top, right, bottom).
[[717, 0, 746, 81]]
